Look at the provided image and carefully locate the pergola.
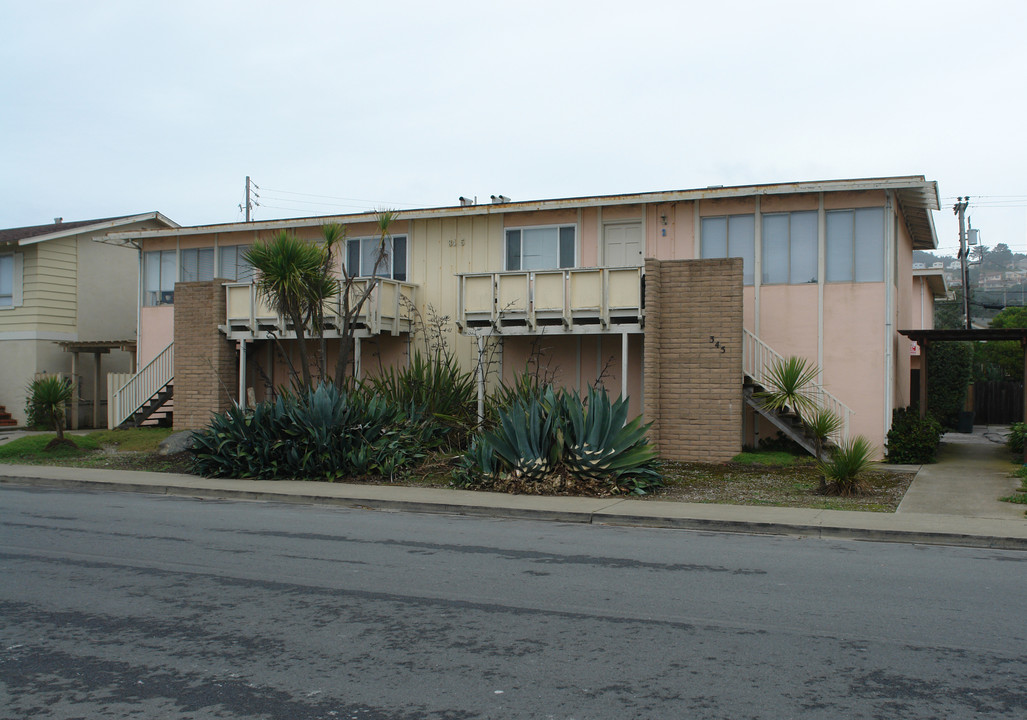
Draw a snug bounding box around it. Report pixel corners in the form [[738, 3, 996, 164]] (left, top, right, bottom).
[[899, 327, 1027, 460], [55, 340, 136, 430]]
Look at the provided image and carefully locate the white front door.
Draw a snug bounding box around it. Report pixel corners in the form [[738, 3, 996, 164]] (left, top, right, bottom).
[[603, 222, 643, 267]]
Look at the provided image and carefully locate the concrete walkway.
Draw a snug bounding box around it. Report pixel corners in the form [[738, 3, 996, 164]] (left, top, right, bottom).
[[2, 426, 1025, 550], [898, 425, 1025, 520]]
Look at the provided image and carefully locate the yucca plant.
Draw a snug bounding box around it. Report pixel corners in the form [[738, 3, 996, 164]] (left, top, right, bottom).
[[756, 356, 819, 419], [805, 407, 843, 464], [817, 435, 875, 496]]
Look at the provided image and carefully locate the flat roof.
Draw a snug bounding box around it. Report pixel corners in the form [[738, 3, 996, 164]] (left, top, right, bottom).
[[106, 175, 940, 250]]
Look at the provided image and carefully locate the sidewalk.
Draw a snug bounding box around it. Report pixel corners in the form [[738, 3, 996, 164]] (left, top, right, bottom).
[[2, 427, 1025, 550]]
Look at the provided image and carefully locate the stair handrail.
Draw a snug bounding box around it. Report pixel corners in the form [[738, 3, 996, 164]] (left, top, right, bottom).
[[111, 341, 174, 428], [742, 329, 852, 443]]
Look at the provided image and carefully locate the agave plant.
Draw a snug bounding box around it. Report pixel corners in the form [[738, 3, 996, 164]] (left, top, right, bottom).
[[756, 356, 819, 419], [817, 435, 875, 496], [563, 387, 659, 490], [483, 394, 557, 481]]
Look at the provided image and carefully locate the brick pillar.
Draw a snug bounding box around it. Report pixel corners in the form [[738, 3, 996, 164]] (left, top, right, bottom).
[[173, 280, 236, 429], [643, 258, 743, 462]]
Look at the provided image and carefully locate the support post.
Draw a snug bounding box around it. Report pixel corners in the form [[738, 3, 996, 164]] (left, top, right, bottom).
[[70, 351, 79, 430], [621, 332, 629, 400], [354, 336, 362, 381], [919, 339, 929, 420], [92, 351, 102, 429], [238, 340, 247, 410], [476, 335, 486, 424]]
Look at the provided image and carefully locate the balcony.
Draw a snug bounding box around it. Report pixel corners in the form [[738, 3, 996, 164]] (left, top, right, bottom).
[[457, 267, 644, 336], [222, 278, 416, 340]]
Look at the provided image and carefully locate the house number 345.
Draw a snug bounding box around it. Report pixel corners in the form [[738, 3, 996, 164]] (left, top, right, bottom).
[[709, 336, 727, 353]]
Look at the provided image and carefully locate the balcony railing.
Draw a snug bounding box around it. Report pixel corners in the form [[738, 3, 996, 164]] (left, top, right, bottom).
[[457, 267, 644, 335], [222, 278, 416, 339]]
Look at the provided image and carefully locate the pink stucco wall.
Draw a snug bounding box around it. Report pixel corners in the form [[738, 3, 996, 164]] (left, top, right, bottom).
[[139, 306, 174, 366]]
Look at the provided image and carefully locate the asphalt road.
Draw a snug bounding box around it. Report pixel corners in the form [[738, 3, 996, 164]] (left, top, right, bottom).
[[1, 485, 1025, 719]]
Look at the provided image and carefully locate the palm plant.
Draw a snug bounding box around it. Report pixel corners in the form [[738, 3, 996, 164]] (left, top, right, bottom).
[[756, 356, 819, 419], [28, 375, 74, 446], [245, 229, 340, 389]]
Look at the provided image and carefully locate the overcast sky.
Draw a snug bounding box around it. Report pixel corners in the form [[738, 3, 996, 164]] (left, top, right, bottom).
[[2, 0, 1024, 256]]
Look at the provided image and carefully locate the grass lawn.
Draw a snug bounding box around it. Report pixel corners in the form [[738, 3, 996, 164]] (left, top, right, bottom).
[[0, 428, 191, 473], [0, 437, 914, 512]]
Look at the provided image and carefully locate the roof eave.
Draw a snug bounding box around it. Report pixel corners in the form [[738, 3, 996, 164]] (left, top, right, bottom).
[[17, 212, 179, 246]]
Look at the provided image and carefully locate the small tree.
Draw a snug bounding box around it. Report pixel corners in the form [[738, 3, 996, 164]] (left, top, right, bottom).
[[27, 375, 74, 449]]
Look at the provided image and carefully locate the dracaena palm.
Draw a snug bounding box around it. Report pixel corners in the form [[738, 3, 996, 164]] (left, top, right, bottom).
[[756, 356, 819, 420], [245, 230, 340, 389]]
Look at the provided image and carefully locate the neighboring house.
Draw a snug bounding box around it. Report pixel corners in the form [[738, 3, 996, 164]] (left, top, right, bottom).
[[108, 176, 940, 460], [0, 213, 179, 427]]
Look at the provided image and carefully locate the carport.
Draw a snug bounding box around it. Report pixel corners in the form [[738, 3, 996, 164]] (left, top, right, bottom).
[[900, 327, 1027, 460]]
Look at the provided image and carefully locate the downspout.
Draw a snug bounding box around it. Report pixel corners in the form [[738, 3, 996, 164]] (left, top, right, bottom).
[[136, 248, 143, 373], [817, 194, 825, 380], [884, 192, 895, 436], [754, 196, 761, 337]]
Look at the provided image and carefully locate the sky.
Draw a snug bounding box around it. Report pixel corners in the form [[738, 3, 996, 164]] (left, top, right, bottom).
[[2, 0, 1025, 257]]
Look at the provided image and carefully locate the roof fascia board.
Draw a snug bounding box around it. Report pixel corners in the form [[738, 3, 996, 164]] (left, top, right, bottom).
[[107, 176, 937, 242], [18, 212, 179, 246]]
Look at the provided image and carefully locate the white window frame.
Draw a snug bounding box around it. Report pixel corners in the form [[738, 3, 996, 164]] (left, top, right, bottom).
[[345, 235, 408, 280], [0, 251, 24, 309], [504, 224, 576, 272]]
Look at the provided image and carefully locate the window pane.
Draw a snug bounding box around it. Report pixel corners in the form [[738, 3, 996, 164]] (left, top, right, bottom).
[[826, 211, 853, 282], [346, 240, 360, 277], [854, 207, 884, 282], [559, 227, 575, 269], [728, 215, 755, 285], [761, 214, 789, 284], [506, 230, 521, 271], [143, 251, 160, 305], [197, 248, 215, 281], [521, 228, 559, 271], [160, 250, 176, 292], [180, 248, 198, 281], [701, 217, 727, 258], [219, 246, 238, 280], [790, 211, 818, 284], [0, 255, 12, 305], [392, 236, 407, 281], [237, 246, 254, 281], [361, 237, 391, 278]]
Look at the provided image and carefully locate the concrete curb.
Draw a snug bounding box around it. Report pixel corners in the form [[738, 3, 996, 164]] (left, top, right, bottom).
[[3, 471, 1026, 551]]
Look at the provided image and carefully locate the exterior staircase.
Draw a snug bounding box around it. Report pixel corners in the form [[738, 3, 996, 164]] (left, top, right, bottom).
[[108, 342, 174, 429], [741, 330, 852, 457], [0, 406, 17, 428]]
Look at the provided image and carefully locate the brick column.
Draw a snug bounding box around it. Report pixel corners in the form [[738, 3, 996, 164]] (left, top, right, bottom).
[[643, 258, 743, 462], [173, 280, 236, 429]]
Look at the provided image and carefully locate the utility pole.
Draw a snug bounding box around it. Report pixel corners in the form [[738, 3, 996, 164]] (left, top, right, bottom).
[[955, 197, 970, 329], [241, 176, 260, 222]]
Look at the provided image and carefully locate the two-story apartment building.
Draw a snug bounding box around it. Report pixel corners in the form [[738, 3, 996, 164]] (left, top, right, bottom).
[[108, 176, 941, 461], [0, 213, 179, 427]]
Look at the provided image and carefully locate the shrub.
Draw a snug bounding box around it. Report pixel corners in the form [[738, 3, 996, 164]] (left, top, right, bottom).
[[886, 407, 944, 464], [1007, 422, 1027, 455], [456, 383, 662, 495], [926, 341, 973, 428], [818, 436, 875, 496], [362, 350, 477, 447], [190, 383, 438, 480]]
